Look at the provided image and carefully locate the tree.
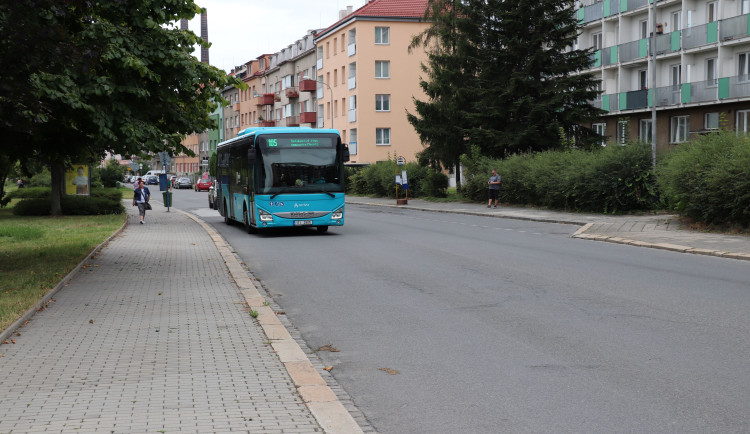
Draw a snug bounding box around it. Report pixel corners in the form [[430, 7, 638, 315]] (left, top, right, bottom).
[[408, 0, 480, 191], [0, 0, 241, 214], [409, 0, 603, 168]]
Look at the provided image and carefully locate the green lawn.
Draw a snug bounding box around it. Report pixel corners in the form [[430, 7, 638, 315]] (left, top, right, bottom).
[[0, 197, 126, 333]]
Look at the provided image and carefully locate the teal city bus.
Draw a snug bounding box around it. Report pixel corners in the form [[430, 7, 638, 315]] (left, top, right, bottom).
[[215, 127, 349, 233]]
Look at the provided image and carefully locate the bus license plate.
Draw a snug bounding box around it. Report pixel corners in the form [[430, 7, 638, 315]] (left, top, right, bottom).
[[294, 220, 313, 226]]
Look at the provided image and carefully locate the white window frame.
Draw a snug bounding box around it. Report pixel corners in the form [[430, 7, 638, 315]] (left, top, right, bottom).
[[671, 115, 689, 143], [639, 119, 652, 144], [593, 123, 606, 146], [638, 69, 648, 89], [375, 94, 390, 112], [639, 20, 648, 39], [375, 27, 390, 45], [592, 32, 602, 51], [375, 61, 390, 79], [705, 112, 719, 130], [376, 128, 391, 146], [707, 2, 717, 23], [739, 52, 750, 82], [671, 10, 682, 31], [738, 110, 750, 133], [707, 58, 717, 86]]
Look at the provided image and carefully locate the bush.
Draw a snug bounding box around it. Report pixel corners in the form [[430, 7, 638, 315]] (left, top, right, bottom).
[[345, 160, 449, 198], [658, 130, 750, 227], [461, 143, 658, 213], [11, 188, 124, 216]]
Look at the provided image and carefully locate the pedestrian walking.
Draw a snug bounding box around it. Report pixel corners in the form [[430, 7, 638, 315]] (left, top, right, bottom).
[[132, 179, 151, 224], [487, 169, 501, 208]]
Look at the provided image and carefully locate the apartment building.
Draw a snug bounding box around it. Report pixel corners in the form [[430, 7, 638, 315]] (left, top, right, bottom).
[[578, 0, 750, 149], [314, 0, 429, 164]]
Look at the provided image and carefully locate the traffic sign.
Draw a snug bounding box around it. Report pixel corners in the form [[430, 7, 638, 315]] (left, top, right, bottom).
[[396, 156, 405, 166]]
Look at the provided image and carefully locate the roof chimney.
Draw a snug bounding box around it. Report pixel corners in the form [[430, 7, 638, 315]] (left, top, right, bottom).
[[339, 5, 353, 20], [200, 11, 209, 64]]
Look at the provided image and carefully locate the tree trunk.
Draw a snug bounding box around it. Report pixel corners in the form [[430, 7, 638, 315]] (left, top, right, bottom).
[[50, 163, 64, 216], [454, 157, 462, 193]]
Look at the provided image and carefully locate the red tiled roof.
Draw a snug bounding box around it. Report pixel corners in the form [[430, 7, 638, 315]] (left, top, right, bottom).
[[316, 0, 428, 39], [355, 0, 428, 18]]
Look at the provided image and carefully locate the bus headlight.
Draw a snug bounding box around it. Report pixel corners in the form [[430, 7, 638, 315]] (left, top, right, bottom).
[[259, 209, 273, 222], [331, 207, 343, 219]]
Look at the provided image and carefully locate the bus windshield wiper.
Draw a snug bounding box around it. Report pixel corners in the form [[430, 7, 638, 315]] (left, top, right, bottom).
[[311, 190, 335, 198], [270, 188, 289, 199]]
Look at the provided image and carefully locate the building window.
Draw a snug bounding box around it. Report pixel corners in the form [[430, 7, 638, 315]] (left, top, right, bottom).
[[639, 20, 648, 39], [349, 128, 357, 155], [592, 32, 602, 50], [708, 2, 717, 22], [705, 112, 719, 130], [739, 53, 750, 81], [707, 58, 717, 86], [375, 94, 390, 111], [639, 69, 647, 89], [375, 27, 390, 44], [671, 115, 689, 143], [375, 61, 390, 79], [593, 123, 606, 146], [671, 10, 682, 31], [639, 119, 652, 143], [737, 110, 750, 133], [376, 128, 391, 146]]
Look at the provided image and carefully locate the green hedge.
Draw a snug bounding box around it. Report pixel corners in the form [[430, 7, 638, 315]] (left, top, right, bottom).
[[658, 130, 750, 227], [346, 160, 449, 198], [10, 188, 125, 216], [461, 143, 658, 214]]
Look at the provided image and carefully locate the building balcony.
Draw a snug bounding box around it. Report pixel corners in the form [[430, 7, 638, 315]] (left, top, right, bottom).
[[256, 93, 275, 106], [299, 79, 317, 92], [285, 116, 299, 127], [260, 120, 275, 127], [299, 112, 317, 123], [285, 87, 299, 98], [233, 102, 240, 111]]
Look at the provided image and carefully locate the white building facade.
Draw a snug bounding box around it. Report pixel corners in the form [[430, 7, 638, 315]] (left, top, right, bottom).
[[577, 0, 750, 149]]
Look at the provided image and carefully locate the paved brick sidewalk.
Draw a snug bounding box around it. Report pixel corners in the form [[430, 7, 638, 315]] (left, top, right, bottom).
[[0, 205, 327, 433]]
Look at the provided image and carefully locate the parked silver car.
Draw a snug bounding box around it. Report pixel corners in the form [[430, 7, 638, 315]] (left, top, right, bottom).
[[175, 177, 193, 189]]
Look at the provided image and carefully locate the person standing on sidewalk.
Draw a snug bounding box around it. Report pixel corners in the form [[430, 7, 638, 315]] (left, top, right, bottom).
[[133, 179, 151, 224], [487, 169, 501, 208]]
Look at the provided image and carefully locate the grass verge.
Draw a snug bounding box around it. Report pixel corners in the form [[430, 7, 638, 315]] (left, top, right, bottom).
[[0, 200, 126, 332]]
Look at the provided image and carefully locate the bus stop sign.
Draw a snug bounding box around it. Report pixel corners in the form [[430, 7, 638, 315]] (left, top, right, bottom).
[[396, 157, 405, 166]]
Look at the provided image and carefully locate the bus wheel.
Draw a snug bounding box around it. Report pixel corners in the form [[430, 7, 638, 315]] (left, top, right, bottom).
[[317, 226, 329, 233]]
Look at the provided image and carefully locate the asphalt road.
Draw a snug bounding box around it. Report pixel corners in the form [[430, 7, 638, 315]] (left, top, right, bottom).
[[170, 190, 750, 434]]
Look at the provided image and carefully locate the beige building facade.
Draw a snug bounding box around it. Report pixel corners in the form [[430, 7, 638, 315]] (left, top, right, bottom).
[[314, 0, 429, 164]]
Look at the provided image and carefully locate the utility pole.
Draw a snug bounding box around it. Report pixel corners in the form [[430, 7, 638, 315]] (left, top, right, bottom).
[[649, 0, 657, 170]]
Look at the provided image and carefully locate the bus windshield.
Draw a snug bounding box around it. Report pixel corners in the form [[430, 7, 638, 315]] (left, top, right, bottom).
[[257, 134, 343, 195]]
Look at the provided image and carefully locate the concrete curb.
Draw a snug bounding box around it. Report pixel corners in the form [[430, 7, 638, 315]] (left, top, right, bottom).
[[0, 215, 129, 343], [180, 209, 364, 434], [349, 200, 750, 261]]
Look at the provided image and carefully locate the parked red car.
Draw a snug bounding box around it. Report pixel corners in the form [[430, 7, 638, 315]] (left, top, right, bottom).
[[195, 178, 213, 192]]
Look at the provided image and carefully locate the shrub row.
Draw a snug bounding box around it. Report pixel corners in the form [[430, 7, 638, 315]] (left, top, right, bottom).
[[346, 160, 449, 198], [460, 143, 659, 214], [657, 130, 750, 227], [11, 188, 125, 216]]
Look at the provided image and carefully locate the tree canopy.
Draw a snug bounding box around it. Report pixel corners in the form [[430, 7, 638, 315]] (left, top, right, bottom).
[[408, 0, 603, 177], [0, 0, 241, 207]]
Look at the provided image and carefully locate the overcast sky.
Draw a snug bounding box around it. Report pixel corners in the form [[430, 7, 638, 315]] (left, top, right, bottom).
[[187, 0, 368, 72]]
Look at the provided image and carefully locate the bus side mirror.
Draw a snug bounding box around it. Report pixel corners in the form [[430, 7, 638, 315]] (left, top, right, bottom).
[[342, 143, 350, 162]]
